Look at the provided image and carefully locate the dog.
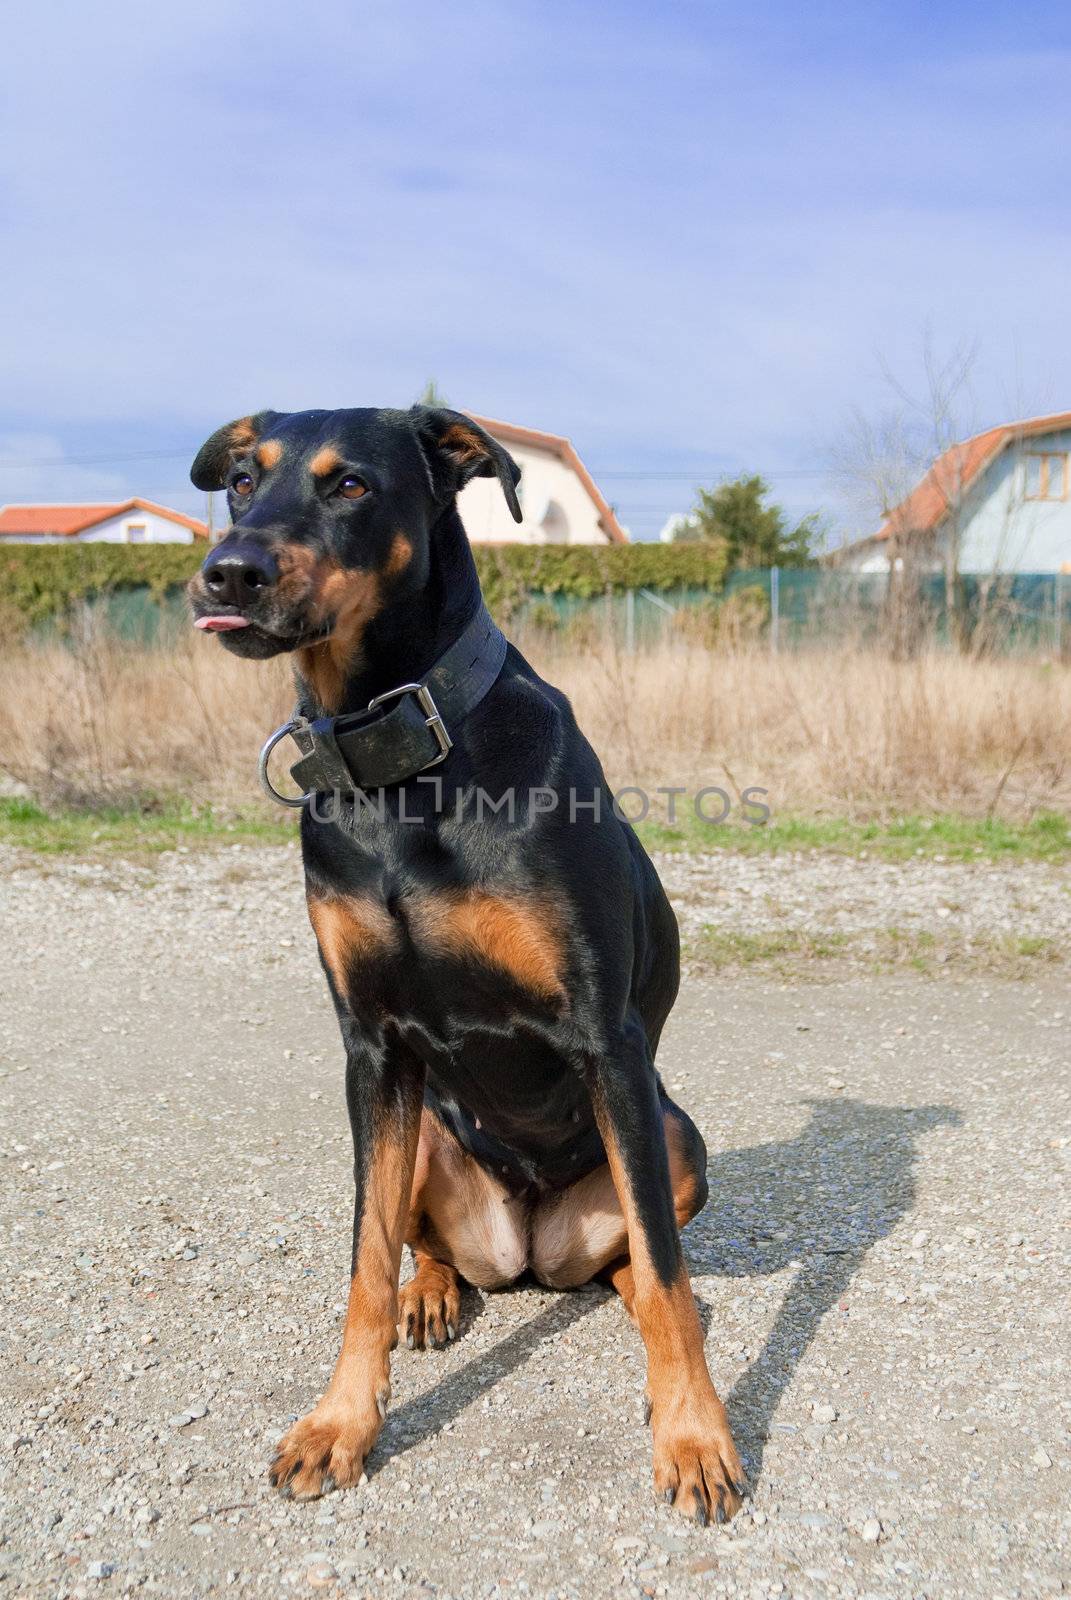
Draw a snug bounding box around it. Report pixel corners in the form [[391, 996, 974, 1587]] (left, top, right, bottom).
[[187, 405, 745, 1524]]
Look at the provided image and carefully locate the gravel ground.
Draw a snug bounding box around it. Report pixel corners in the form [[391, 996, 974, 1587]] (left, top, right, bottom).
[[663, 850, 1071, 955], [1, 843, 1069, 1599]]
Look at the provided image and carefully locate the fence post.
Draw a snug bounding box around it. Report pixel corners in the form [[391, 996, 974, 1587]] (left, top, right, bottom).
[[625, 587, 636, 652], [638, 587, 677, 646], [770, 566, 780, 654]]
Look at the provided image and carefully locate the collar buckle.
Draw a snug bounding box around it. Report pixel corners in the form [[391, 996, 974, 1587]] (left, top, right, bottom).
[[257, 604, 503, 808], [258, 682, 455, 808], [365, 681, 453, 767]]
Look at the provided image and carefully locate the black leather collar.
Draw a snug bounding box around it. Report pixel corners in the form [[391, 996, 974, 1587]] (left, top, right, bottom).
[[258, 604, 507, 805]]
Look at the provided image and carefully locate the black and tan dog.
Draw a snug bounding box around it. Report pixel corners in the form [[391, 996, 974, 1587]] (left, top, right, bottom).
[[187, 405, 745, 1524]]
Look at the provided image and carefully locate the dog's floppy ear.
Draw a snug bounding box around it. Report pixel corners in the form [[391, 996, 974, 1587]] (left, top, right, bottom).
[[190, 410, 282, 491], [411, 406, 522, 524]]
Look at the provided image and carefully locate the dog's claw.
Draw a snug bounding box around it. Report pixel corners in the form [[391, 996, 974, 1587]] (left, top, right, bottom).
[[321, 1473, 336, 1495], [447, 1323, 457, 1340], [715, 1501, 726, 1526], [693, 1488, 709, 1527], [643, 1398, 653, 1427]]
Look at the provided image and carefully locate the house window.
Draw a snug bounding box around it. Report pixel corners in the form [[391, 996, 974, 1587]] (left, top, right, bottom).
[[540, 500, 570, 542], [1024, 452, 1069, 501], [126, 522, 148, 542]]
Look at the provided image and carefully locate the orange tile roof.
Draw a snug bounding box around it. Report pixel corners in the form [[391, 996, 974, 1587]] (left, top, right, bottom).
[[872, 410, 1071, 544], [0, 498, 209, 539], [469, 414, 629, 543]]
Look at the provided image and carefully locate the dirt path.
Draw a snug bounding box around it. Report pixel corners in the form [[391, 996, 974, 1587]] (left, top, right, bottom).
[[1, 846, 1067, 1598]]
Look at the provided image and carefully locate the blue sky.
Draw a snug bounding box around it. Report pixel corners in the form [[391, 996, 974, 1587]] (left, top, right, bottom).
[[1, 0, 1069, 540]]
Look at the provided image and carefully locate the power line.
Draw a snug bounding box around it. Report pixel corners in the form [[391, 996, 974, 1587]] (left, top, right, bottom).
[[0, 452, 835, 481], [591, 468, 833, 480], [0, 449, 193, 469]]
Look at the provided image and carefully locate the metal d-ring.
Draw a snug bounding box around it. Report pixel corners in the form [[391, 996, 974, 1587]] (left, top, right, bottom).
[[257, 720, 308, 808]]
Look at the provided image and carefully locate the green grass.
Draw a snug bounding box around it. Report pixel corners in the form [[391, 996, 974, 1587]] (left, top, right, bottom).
[[0, 791, 1068, 865], [697, 928, 852, 970], [634, 808, 1071, 862], [693, 922, 1064, 978], [0, 795, 293, 855]]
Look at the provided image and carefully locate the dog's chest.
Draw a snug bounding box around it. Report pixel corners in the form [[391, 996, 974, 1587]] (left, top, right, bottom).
[[307, 879, 568, 1020]]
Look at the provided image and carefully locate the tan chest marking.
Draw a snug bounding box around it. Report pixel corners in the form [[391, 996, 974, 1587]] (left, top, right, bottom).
[[309, 884, 565, 1004], [307, 893, 401, 991], [413, 891, 565, 1001]]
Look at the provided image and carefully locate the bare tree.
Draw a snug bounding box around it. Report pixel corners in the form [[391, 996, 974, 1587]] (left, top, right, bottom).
[[834, 334, 979, 652], [836, 335, 1057, 656]]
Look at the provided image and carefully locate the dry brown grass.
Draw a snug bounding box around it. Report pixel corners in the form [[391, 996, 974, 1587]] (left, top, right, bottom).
[[541, 630, 1071, 820], [0, 634, 293, 811], [0, 626, 1068, 821]]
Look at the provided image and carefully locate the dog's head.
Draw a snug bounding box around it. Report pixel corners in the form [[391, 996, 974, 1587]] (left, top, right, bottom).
[[187, 406, 521, 671]]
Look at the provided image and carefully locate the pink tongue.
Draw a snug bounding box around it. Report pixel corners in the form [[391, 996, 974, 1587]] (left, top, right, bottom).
[[195, 615, 251, 632]]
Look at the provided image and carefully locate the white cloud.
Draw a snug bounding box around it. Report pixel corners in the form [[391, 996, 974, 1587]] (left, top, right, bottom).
[[0, 1, 1069, 537]]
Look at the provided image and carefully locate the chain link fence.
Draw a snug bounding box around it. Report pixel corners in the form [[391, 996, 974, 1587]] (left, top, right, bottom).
[[512, 568, 1071, 655], [29, 566, 1071, 657]]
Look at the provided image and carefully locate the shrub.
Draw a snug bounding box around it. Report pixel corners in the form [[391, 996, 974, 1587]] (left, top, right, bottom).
[[717, 583, 770, 645], [0, 541, 730, 636], [0, 544, 203, 633]]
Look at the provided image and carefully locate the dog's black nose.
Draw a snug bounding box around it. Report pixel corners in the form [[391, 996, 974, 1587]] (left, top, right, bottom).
[[201, 541, 279, 608]]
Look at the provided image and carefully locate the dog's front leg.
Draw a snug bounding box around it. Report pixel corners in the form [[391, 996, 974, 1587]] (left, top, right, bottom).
[[590, 1025, 747, 1526], [270, 1027, 424, 1500]]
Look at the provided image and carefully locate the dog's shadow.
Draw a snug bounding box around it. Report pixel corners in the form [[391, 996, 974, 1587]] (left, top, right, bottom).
[[382, 1096, 959, 1490], [691, 1096, 959, 1480]]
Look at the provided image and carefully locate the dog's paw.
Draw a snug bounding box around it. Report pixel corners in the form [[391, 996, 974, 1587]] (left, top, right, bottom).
[[398, 1264, 461, 1350], [269, 1401, 382, 1501], [650, 1390, 747, 1526]]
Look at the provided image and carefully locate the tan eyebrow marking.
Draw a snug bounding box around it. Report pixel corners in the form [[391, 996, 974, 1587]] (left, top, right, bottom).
[[310, 446, 343, 477], [256, 439, 283, 469]]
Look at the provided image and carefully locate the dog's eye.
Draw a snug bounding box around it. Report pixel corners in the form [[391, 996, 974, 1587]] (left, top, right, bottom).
[[337, 476, 368, 500], [232, 474, 255, 497]]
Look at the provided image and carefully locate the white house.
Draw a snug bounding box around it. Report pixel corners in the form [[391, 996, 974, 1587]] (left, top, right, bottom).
[[0, 427, 624, 550], [458, 416, 627, 545], [0, 498, 208, 544], [834, 411, 1071, 575]]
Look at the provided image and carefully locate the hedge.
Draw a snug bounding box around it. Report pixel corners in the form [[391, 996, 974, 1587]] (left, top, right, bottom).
[[471, 542, 728, 614], [0, 544, 204, 632], [0, 540, 728, 636]]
